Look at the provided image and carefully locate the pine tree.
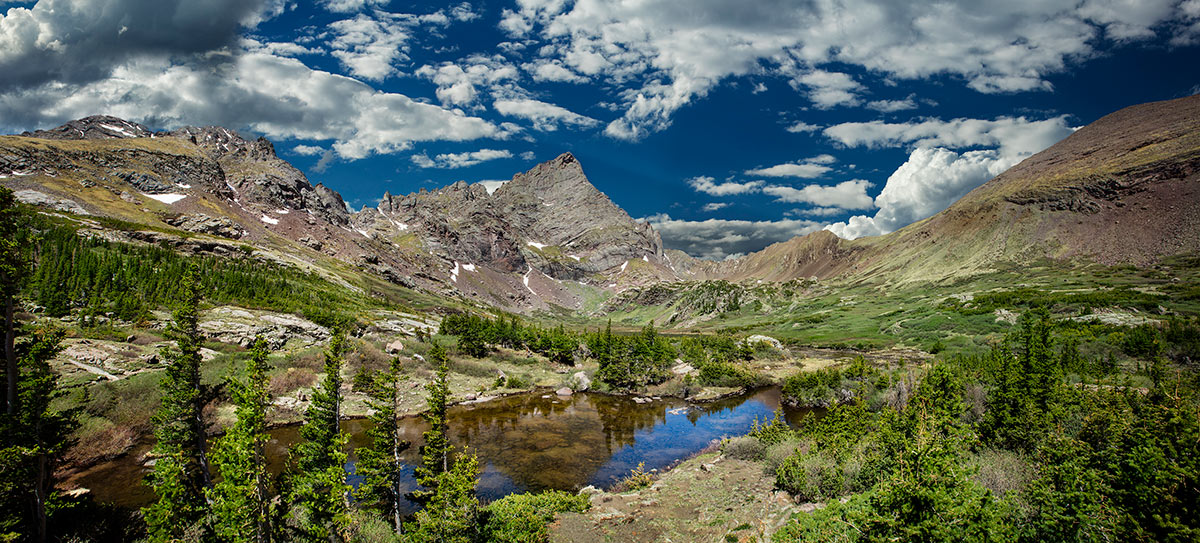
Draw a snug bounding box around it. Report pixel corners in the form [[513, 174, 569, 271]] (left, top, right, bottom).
[[404, 453, 480, 543], [208, 337, 274, 543], [144, 267, 213, 542], [0, 187, 28, 416], [289, 330, 351, 542], [354, 355, 411, 535], [411, 343, 452, 505], [0, 327, 75, 543]]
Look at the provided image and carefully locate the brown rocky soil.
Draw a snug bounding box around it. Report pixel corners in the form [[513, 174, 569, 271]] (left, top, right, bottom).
[[551, 451, 800, 543]]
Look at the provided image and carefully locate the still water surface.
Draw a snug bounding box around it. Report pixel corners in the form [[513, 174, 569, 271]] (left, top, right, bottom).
[[77, 386, 813, 512]]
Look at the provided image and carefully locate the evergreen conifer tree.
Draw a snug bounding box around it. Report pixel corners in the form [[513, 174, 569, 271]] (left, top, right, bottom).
[[404, 453, 480, 543], [289, 330, 351, 542], [144, 267, 213, 542], [0, 327, 74, 543], [354, 355, 411, 535], [0, 187, 28, 415], [412, 343, 452, 502], [208, 337, 274, 543]]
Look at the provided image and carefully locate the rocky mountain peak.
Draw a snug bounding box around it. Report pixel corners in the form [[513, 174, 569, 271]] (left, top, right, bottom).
[[168, 125, 277, 162], [21, 115, 153, 140]]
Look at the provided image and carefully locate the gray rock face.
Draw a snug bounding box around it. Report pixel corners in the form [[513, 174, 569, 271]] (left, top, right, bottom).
[[164, 214, 243, 239], [353, 152, 666, 281], [199, 307, 330, 349], [118, 171, 174, 193], [13, 190, 88, 215], [569, 371, 591, 391], [170, 126, 350, 225]]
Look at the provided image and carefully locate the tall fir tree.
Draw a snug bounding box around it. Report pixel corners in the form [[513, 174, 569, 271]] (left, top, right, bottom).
[[289, 330, 351, 542], [0, 187, 28, 415], [354, 355, 411, 535], [404, 453, 480, 543], [208, 337, 274, 543], [0, 327, 75, 543], [144, 267, 213, 542], [412, 342, 452, 504], [406, 342, 480, 543]]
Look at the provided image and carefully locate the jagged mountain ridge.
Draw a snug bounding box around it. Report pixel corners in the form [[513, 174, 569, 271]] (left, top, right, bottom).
[[4, 94, 1199, 314], [0, 116, 677, 311]]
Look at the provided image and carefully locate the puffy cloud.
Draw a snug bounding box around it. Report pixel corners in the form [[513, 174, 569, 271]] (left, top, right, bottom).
[[762, 180, 875, 209], [321, 0, 389, 13], [476, 179, 508, 194], [525, 60, 588, 83], [822, 114, 1075, 239], [292, 145, 325, 156], [0, 0, 278, 92], [449, 2, 480, 22], [644, 213, 823, 260], [1173, 0, 1200, 45], [411, 148, 513, 169], [327, 13, 416, 81], [866, 97, 918, 112], [788, 70, 864, 109], [416, 56, 521, 107], [499, 0, 1187, 139], [824, 116, 1075, 157], [787, 206, 844, 217], [493, 98, 599, 131], [0, 52, 505, 160], [825, 147, 1011, 239], [687, 176, 764, 196], [702, 202, 731, 211], [744, 153, 836, 179]]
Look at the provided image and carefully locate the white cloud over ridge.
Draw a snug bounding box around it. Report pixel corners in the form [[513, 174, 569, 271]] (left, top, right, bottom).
[[412, 148, 513, 169], [763, 180, 874, 209], [744, 154, 836, 178], [0, 52, 505, 159], [824, 115, 1076, 239], [645, 213, 823, 261]]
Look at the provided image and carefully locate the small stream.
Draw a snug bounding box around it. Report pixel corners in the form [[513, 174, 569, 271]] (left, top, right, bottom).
[[74, 386, 815, 512]]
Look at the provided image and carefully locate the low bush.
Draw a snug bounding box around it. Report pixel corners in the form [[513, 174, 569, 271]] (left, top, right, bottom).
[[776, 449, 843, 502], [479, 490, 590, 543], [723, 436, 767, 461]]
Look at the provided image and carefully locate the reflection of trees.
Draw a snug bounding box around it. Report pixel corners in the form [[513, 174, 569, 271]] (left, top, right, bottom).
[[89, 387, 808, 511], [443, 393, 614, 492], [591, 394, 668, 452]]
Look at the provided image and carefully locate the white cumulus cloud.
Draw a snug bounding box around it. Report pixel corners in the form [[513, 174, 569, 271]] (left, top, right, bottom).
[[762, 180, 875, 209], [823, 115, 1076, 239], [687, 176, 764, 196], [493, 98, 599, 131], [411, 148, 513, 169]]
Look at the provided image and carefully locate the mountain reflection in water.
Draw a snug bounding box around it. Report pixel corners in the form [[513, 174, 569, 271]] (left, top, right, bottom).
[[76, 386, 815, 512]]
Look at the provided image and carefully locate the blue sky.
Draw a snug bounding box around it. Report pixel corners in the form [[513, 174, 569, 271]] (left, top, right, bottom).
[[1, 0, 1198, 258]]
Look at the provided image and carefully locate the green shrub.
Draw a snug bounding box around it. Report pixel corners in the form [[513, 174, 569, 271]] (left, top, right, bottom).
[[480, 491, 590, 543], [612, 462, 654, 492], [722, 436, 766, 461], [749, 410, 796, 445], [776, 449, 843, 501]]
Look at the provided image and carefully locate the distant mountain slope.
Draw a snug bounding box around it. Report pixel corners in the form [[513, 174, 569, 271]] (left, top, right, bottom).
[[3, 94, 1197, 314], [0, 118, 678, 312], [713, 93, 1200, 285]]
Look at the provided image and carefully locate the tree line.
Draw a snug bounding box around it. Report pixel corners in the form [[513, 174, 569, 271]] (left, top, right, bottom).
[[439, 312, 768, 390]]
